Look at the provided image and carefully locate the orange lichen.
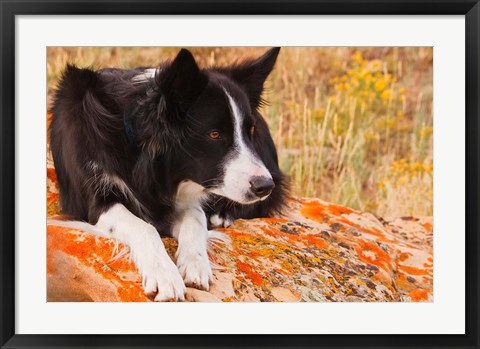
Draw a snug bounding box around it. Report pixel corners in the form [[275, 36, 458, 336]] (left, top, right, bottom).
[[47, 167, 57, 182], [325, 203, 355, 216], [408, 288, 430, 302], [236, 260, 264, 286], [47, 225, 148, 301], [260, 225, 328, 250], [398, 252, 413, 262], [355, 239, 392, 271], [300, 200, 399, 244], [261, 217, 288, 224], [117, 285, 149, 302], [302, 234, 328, 249], [422, 277, 432, 285], [422, 222, 433, 231], [47, 192, 59, 204], [280, 260, 294, 273], [261, 225, 289, 239], [398, 265, 431, 276], [300, 200, 354, 221], [221, 228, 253, 239]]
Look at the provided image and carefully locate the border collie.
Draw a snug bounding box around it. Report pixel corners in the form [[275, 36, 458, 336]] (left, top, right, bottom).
[[49, 47, 287, 301]]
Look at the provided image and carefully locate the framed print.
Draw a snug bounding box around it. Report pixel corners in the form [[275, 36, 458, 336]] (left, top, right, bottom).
[[1, 1, 479, 348]]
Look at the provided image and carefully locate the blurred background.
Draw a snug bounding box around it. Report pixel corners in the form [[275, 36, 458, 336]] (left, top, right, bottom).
[[47, 47, 433, 219]]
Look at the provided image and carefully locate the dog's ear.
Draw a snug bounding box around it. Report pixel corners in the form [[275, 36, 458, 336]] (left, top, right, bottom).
[[162, 48, 208, 112], [229, 47, 280, 108], [136, 49, 208, 159]]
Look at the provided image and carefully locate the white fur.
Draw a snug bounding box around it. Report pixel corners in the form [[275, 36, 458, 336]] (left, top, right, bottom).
[[209, 214, 233, 228], [174, 180, 206, 211], [209, 214, 224, 227], [96, 204, 186, 301], [172, 180, 213, 290], [210, 90, 272, 204], [207, 229, 231, 245], [131, 68, 157, 83]]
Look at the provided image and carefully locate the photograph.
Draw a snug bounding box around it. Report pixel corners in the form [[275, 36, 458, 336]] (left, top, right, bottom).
[[46, 46, 433, 303]]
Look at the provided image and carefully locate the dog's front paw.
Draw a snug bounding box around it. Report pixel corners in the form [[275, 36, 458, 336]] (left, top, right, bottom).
[[176, 250, 213, 291], [141, 258, 186, 302]]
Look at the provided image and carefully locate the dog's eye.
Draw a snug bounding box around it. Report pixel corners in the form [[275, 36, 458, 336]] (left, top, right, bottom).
[[250, 126, 255, 137], [208, 130, 221, 140]]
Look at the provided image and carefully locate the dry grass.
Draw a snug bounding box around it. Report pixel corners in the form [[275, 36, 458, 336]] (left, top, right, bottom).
[[47, 47, 433, 218]]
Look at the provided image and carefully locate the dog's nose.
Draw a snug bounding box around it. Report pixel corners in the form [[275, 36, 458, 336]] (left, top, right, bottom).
[[249, 176, 275, 198]]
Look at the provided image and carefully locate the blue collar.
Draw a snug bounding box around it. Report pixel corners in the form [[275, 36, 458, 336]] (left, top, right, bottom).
[[124, 109, 136, 144]]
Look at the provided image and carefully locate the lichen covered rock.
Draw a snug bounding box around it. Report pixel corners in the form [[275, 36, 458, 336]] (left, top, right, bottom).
[[48, 155, 433, 302]]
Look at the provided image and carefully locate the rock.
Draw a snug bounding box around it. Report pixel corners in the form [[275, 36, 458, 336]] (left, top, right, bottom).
[[47, 153, 433, 302]]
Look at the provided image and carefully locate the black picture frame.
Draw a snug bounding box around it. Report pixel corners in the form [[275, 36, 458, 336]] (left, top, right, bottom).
[[1, 1, 479, 348]]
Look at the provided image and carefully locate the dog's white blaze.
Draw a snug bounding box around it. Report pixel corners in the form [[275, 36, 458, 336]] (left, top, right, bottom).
[[172, 180, 212, 290], [211, 90, 272, 203], [96, 203, 186, 301]]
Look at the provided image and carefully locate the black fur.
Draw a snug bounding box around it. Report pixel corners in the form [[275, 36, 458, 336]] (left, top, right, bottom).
[[50, 48, 288, 236]]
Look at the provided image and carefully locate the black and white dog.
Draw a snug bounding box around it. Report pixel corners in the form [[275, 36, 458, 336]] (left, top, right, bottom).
[[49, 48, 287, 301]]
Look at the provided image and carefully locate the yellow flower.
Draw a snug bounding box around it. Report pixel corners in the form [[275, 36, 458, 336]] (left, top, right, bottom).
[[372, 60, 382, 69], [381, 90, 391, 100], [374, 79, 387, 92], [353, 51, 363, 63]]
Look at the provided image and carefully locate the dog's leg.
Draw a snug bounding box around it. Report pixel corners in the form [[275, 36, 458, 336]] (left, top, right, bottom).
[[172, 181, 213, 291], [96, 203, 186, 301]]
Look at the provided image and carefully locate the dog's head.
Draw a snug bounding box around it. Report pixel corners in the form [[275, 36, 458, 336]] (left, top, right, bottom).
[[136, 48, 280, 204]]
